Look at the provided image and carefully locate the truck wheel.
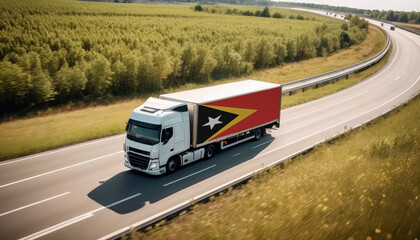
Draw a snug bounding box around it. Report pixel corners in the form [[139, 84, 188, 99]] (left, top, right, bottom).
[[166, 157, 179, 174], [204, 144, 215, 159], [254, 128, 263, 141]]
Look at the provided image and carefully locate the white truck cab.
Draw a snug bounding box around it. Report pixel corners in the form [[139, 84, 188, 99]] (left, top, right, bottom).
[[124, 97, 191, 175]]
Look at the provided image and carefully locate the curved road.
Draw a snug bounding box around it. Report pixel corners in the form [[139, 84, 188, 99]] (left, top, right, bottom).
[[0, 19, 419, 240]]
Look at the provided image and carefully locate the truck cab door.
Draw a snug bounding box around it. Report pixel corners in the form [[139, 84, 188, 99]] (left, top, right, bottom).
[[160, 127, 175, 164], [173, 123, 185, 153]]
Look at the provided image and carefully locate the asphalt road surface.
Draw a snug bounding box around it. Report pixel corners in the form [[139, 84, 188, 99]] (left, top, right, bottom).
[[0, 19, 419, 240]]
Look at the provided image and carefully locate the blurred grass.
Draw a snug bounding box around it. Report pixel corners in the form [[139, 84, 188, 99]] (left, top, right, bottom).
[[0, 25, 386, 161], [125, 90, 420, 240]]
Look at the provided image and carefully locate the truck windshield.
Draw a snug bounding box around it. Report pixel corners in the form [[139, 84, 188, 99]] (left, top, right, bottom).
[[126, 119, 161, 145]]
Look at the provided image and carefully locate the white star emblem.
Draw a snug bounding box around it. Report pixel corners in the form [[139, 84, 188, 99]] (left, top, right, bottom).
[[202, 115, 223, 130]]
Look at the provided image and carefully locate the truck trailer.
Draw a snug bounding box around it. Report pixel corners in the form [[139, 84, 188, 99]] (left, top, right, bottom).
[[124, 80, 282, 175]]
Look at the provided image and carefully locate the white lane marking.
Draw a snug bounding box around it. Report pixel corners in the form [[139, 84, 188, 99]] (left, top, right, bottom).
[[277, 106, 353, 137], [233, 153, 241, 157], [259, 73, 420, 160], [252, 140, 274, 149], [0, 134, 124, 167], [164, 165, 216, 187], [99, 176, 112, 184], [0, 151, 123, 189], [283, 91, 367, 123], [0, 192, 70, 217], [19, 193, 141, 240], [395, 76, 401, 81], [285, 39, 400, 112]]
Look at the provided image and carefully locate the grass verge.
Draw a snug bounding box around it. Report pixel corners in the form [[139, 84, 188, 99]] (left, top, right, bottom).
[[394, 22, 420, 31], [124, 91, 420, 240], [0, 25, 386, 161]]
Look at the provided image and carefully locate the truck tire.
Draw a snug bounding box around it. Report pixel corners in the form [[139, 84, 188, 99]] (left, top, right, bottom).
[[204, 144, 216, 159], [254, 128, 263, 141], [166, 157, 179, 174]]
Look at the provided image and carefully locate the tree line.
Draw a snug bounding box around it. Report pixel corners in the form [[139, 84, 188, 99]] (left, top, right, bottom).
[[365, 10, 420, 24], [0, 0, 369, 116], [196, 5, 309, 20]]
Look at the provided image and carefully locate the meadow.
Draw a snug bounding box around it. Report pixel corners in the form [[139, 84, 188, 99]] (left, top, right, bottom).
[[124, 84, 420, 240], [0, 0, 368, 115]]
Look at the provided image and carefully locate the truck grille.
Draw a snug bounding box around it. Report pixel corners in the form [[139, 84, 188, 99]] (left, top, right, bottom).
[[128, 147, 150, 156], [128, 152, 150, 170]]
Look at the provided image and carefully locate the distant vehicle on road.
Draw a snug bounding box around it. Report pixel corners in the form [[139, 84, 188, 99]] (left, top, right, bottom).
[[381, 23, 384, 27], [124, 80, 282, 175], [390, 25, 395, 30]]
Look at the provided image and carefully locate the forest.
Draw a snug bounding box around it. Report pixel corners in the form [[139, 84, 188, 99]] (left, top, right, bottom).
[[0, 0, 369, 116]]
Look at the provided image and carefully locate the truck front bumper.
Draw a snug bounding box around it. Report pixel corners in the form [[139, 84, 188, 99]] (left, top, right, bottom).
[[124, 159, 166, 175]]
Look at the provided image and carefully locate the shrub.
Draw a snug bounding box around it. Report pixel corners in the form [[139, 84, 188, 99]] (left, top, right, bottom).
[[340, 31, 351, 48], [194, 5, 203, 12], [243, 10, 254, 16], [272, 12, 282, 18], [260, 7, 270, 18]]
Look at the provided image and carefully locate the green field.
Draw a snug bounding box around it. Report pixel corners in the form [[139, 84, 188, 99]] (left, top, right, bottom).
[[125, 89, 420, 240], [0, 0, 369, 116]]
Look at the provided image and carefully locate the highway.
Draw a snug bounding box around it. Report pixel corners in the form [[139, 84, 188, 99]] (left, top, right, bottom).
[[0, 19, 419, 240]]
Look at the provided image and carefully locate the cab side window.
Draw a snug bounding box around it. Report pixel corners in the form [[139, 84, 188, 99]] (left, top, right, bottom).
[[161, 127, 173, 143]]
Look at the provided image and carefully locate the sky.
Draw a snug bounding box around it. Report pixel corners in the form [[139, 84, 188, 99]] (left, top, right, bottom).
[[273, 0, 420, 12]]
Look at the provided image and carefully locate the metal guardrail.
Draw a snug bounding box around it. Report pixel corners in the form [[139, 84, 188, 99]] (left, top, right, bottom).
[[282, 25, 391, 93]]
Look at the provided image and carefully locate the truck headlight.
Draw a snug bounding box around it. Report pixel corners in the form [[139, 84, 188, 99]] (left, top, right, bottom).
[[149, 160, 159, 171]]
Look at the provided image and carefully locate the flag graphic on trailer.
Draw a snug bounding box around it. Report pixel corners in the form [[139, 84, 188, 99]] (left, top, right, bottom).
[[197, 105, 238, 144], [196, 87, 281, 145], [197, 105, 257, 144]]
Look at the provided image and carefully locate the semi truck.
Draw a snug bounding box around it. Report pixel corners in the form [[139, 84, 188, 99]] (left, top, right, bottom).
[[123, 80, 282, 175]]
